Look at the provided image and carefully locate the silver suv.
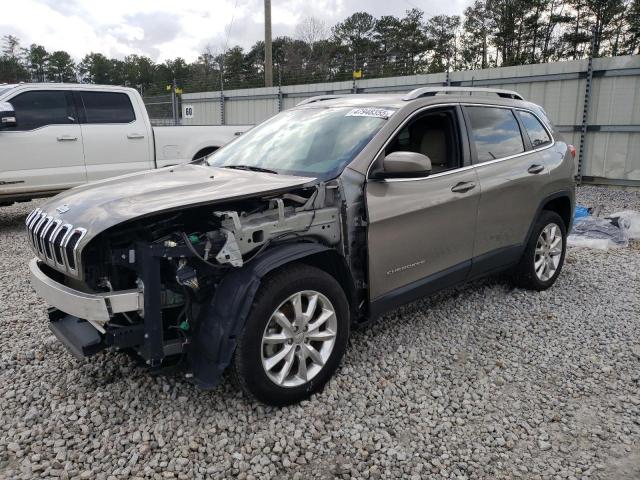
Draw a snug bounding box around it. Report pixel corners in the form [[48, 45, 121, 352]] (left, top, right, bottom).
[[28, 87, 575, 405]]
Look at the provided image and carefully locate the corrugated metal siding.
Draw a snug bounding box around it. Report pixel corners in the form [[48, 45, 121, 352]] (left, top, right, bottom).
[[181, 55, 640, 183]]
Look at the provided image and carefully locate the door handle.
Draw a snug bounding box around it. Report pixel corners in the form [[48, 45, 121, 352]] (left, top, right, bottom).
[[56, 135, 78, 141], [451, 181, 476, 193], [127, 133, 145, 139], [528, 164, 545, 174]]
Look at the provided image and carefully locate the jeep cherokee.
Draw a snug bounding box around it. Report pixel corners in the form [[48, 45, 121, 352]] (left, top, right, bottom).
[[27, 87, 575, 406]]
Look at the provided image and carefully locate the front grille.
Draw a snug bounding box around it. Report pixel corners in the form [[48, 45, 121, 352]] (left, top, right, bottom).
[[25, 208, 87, 277]]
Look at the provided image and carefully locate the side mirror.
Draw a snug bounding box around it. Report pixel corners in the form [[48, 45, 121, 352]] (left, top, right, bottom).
[[0, 102, 16, 129], [373, 151, 432, 179]]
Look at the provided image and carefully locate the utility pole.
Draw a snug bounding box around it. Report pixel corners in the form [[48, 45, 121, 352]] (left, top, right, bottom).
[[264, 0, 273, 87], [171, 78, 178, 125]]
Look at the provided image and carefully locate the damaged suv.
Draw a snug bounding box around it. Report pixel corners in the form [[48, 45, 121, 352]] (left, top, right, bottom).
[[28, 87, 575, 405]]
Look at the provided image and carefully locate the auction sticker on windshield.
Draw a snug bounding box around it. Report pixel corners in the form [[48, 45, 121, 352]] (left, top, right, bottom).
[[346, 107, 395, 119]]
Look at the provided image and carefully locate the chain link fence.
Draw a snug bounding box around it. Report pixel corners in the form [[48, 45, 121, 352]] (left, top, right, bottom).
[[142, 57, 448, 125], [142, 94, 180, 126]]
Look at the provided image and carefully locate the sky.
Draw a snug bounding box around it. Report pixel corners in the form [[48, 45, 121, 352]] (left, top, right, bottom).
[[1, 0, 469, 63]]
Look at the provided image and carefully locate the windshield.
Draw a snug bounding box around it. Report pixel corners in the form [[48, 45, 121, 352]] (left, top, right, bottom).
[[207, 106, 393, 179]]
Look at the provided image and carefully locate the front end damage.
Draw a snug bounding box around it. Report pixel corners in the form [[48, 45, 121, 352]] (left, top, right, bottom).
[[29, 179, 367, 388]]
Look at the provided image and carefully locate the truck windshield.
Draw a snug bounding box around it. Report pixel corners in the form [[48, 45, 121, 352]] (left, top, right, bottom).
[[207, 106, 394, 179]]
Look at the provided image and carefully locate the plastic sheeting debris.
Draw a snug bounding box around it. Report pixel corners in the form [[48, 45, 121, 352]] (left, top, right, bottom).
[[568, 216, 629, 250], [606, 210, 640, 240]]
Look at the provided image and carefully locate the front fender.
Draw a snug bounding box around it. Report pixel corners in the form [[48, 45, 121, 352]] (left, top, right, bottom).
[[189, 242, 332, 389]]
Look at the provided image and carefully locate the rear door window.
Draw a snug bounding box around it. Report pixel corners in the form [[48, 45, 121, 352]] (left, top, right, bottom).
[[517, 110, 552, 148], [466, 106, 524, 162], [9, 90, 74, 131], [80, 91, 135, 124]]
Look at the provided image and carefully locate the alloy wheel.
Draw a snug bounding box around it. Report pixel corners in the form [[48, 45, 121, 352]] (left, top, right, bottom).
[[534, 223, 563, 281], [261, 290, 337, 388]]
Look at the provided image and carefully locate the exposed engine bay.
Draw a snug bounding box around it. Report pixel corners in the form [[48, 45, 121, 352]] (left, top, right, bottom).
[[28, 165, 370, 390], [69, 181, 352, 373]]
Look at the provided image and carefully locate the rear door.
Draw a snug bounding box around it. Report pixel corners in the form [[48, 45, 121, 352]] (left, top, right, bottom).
[[76, 90, 153, 181], [464, 105, 552, 275], [0, 89, 86, 198], [366, 105, 480, 302]]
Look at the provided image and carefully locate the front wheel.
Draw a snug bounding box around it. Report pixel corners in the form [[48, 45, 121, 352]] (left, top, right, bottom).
[[512, 210, 567, 291], [232, 264, 350, 406]]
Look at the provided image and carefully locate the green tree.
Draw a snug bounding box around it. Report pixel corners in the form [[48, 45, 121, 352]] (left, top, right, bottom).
[[539, 0, 573, 62], [0, 35, 29, 82], [462, 1, 491, 68], [585, 0, 626, 56], [122, 55, 156, 91], [333, 12, 378, 71], [2, 34, 21, 58], [625, 0, 640, 53], [398, 9, 430, 74], [426, 15, 461, 72], [485, 0, 528, 66], [374, 14, 404, 69], [47, 50, 76, 82], [562, 0, 594, 59], [217, 47, 253, 89], [26, 44, 48, 81], [78, 52, 112, 83]]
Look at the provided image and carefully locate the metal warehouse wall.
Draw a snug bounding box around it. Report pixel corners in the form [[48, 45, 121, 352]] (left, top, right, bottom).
[[181, 55, 640, 184]]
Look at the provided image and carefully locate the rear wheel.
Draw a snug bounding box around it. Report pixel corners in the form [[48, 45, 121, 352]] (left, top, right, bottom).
[[192, 147, 217, 161], [232, 264, 350, 406], [513, 210, 567, 290]]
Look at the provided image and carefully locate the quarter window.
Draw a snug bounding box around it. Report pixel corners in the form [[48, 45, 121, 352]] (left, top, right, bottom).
[[518, 110, 552, 148], [9, 90, 73, 131], [80, 92, 135, 124], [466, 107, 524, 162]]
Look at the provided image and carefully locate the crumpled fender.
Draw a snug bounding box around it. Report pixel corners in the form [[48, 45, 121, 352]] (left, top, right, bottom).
[[189, 242, 331, 390]]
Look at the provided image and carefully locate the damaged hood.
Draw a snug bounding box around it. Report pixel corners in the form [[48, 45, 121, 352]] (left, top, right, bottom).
[[36, 163, 314, 241]]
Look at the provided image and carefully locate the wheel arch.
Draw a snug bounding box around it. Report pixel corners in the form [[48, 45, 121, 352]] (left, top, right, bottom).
[[524, 190, 574, 247], [542, 194, 573, 231], [189, 243, 352, 389], [192, 146, 218, 161]]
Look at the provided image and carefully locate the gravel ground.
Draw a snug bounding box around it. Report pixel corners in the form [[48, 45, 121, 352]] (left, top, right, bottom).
[[0, 185, 639, 480]]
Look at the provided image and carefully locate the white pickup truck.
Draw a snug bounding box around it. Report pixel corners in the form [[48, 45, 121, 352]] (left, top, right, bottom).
[[0, 83, 251, 206]]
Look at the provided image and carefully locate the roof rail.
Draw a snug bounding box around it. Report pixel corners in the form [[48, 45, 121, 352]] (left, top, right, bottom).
[[403, 86, 524, 101], [296, 95, 349, 106]]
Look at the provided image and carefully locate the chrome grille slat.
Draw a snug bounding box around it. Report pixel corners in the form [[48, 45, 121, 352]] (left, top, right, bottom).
[[33, 215, 49, 254], [38, 217, 53, 256], [25, 208, 86, 278], [27, 210, 41, 247], [52, 224, 70, 268], [25, 209, 39, 248], [44, 219, 62, 262]]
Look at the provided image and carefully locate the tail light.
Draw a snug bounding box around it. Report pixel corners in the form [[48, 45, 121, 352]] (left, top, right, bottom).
[[568, 144, 576, 158]]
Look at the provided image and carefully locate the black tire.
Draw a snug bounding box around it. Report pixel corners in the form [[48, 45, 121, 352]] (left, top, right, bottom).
[[512, 210, 567, 291], [232, 264, 350, 406]]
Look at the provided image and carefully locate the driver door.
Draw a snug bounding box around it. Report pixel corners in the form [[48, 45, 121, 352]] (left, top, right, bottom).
[[366, 105, 480, 305]]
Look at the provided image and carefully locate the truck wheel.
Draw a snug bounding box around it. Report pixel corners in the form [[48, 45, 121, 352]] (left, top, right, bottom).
[[232, 264, 350, 406], [512, 210, 567, 291]]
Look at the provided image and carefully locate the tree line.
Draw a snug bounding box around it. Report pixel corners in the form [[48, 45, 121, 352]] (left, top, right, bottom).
[[1, 0, 639, 95]]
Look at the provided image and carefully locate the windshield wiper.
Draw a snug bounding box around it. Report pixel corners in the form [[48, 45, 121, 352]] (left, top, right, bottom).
[[222, 165, 279, 174]]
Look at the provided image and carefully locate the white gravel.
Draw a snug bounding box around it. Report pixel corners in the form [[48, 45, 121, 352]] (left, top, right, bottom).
[[1, 185, 639, 480]]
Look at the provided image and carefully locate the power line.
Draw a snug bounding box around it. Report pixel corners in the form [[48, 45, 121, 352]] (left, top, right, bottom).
[[223, 0, 240, 54]]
